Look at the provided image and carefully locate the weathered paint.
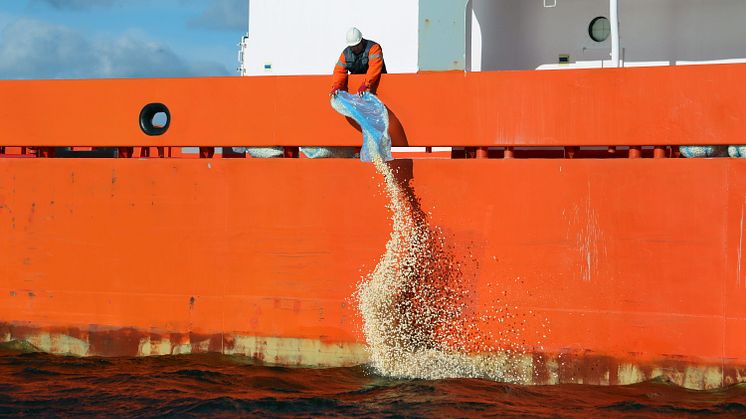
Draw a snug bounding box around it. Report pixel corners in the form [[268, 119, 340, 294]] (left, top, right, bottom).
[[2, 158, 746, 388], [418, 0, 470, 71], [224, 336, 368, 367], [1, 64, 746, 147], [0, 323, 368, 367], [2, 323, 745, 390]]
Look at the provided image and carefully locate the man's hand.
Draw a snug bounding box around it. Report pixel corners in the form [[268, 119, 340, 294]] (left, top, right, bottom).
[[329, 87, 340, 97], [357, 83, 369, 96]]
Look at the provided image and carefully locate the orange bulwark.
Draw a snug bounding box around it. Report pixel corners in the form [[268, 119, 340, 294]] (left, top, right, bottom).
[[1, 66, 746, 389]]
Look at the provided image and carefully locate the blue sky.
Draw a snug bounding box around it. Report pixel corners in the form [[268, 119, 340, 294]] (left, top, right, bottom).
[[0, 0, 248, 79]]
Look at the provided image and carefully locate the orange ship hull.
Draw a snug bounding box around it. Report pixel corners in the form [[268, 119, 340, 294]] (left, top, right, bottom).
[[2, 158, 746, 388], [2, 67, 746, 389]]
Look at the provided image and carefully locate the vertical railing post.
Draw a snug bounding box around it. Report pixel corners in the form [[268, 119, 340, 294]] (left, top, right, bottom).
[[37, 147, 55, 158], [199, 147, 215, 159], [653, 146, 666, 158], [504, 147, 514, 159], [629, 146, 642, 159], [476, 147, 489, 159]]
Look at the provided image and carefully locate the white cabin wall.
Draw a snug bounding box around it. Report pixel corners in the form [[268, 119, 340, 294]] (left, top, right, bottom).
[[471, 0, 613, 71], [471, 0, 746, 71], [622, 0, 746, 63], [244, 0, 419, 76]]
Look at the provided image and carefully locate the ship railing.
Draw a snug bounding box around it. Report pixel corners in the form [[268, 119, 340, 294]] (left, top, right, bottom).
[[0, 145, 685, 159]]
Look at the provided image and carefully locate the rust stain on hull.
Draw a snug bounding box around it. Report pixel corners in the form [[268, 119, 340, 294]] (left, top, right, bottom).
[[0, 322, 367, 368], [1, 322, 744, 390]]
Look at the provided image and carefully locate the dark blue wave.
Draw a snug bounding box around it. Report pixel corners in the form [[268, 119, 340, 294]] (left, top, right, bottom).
[[0, 353, 744, 417]]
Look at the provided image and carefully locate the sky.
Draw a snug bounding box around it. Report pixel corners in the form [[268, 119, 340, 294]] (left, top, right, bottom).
[[0, 0, 248, 79]]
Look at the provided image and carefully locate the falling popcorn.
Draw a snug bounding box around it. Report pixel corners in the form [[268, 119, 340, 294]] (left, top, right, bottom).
[[330, 93, 549, 383], [354, 145, 543, 383]]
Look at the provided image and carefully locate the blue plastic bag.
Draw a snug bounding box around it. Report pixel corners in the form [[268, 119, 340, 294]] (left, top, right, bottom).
[[729, 146, 746, 158], [680, 146, 728, 158], [300, 146, 358, 159], [331, 91, 393, 163]]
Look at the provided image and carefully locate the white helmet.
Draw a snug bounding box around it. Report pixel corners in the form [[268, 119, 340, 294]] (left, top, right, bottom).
[[346, 27, 363, 46]]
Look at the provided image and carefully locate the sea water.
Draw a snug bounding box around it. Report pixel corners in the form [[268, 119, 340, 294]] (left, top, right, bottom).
[[1, 352, 744, 417]]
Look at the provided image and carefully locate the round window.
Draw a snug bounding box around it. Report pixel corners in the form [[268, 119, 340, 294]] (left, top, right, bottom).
[[589, 17, 610, 42]]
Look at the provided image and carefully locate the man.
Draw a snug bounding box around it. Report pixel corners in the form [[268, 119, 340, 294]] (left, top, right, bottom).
[[330, 28, 387, 96], [307, 28, 385, 160]]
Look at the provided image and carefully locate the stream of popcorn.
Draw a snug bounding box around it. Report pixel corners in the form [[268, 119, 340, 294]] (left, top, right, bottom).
[[356, 149, 541, 383]]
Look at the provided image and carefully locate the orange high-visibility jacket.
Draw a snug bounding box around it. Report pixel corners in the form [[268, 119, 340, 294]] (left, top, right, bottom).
[[331, 40, 387, 94]]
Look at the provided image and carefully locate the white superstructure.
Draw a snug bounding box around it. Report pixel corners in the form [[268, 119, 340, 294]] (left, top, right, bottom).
[[241, 0, 419, 76], [471, 0, 746, 71], [240, 0, 746, 75]]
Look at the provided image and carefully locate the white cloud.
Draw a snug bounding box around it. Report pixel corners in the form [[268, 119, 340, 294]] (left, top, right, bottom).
[[0, 18, 230, 79], [188, 0, 247, 31]]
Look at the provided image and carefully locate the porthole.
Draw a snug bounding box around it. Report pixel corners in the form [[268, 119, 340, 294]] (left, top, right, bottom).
[[139, 103, 170, 136], [589, 16, 610, 42]]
